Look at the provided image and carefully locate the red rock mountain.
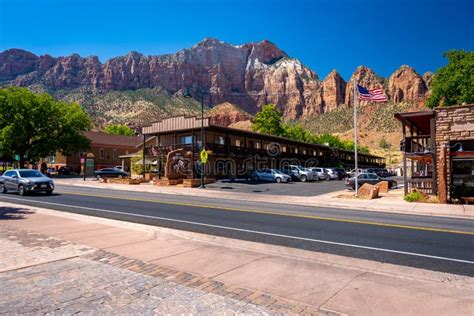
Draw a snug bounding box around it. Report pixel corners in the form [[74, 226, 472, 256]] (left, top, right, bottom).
[[0, 39, 432, 120]]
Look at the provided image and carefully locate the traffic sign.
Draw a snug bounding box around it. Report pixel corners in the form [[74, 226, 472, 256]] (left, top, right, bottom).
[[200, 149, 208, 163]]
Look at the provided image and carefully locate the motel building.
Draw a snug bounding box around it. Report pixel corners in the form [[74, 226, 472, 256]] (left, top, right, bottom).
[[139, 115, 385, 183], [395, 104, 474, 203]]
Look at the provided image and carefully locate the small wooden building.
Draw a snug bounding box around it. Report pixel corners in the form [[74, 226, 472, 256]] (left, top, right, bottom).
[[395, 104, 474, 203]]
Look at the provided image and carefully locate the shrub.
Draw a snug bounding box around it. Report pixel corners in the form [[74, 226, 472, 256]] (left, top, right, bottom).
[[404, 190, 427, 202]]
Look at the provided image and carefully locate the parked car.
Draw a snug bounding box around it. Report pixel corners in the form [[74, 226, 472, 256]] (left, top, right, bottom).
[[345, 173, 397, 190], [325, 168, 339, 180], [375, 168, 391, 178], [251, 169, 292, 183], [281, 165, 316, 182], [0, 169, 54, 196], [347, 168, 366, 177], [58, 166, 74, 175], [308, 167, 327, 180], [333, 167, 347, 180], [94, 168, 130, 179]]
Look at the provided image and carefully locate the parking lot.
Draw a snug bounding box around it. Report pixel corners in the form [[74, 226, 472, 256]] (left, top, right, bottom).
[[205, 179, 347, 197]]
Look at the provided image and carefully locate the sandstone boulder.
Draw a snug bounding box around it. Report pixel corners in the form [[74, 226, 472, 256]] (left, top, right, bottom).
[[357, 183, 379, 199], [375, 181, 389, 193]]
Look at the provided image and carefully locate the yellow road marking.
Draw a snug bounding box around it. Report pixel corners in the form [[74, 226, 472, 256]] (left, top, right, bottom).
[[56, 190, 474, 236]]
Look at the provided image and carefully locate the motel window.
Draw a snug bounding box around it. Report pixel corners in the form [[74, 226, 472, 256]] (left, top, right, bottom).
[[282, 146, 287, 153], [179, 135, 193, 144], [100, 149, 105, 160], [215, 135, 225, 145], [113, 149, 118, 160], [255, 142, 261, 149], [235, 139, 242, 147], [313, 150, 317, 156], [294, 148, 298, 154], [303, 149, 307, 155]]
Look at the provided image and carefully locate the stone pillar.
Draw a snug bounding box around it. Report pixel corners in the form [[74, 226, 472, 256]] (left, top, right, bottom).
[[438, 144, 448, 203]]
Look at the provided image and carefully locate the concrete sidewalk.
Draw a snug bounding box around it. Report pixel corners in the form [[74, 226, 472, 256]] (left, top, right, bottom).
[[55, 178, 474, 220], [1, 202, 472, 315]]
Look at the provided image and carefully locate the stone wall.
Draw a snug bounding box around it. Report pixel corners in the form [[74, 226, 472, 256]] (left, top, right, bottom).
[[435, 105, 474, 202]]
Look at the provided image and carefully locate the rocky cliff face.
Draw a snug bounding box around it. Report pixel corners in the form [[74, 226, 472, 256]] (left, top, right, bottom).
[[388, 65, 427, 103], [207, 102, 252, 126], [345, 66, 385, 106], [0, 39, 433, 121]]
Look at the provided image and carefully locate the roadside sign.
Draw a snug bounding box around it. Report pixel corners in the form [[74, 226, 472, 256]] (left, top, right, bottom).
[[200, 149, 208, 163]]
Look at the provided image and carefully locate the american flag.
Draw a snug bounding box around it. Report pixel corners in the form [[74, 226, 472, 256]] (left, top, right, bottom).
[[357, 85, 388, 102]]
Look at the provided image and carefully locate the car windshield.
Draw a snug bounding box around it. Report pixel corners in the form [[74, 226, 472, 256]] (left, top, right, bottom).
[[19, 170, 44, 178], [272, 169, 284, 175]]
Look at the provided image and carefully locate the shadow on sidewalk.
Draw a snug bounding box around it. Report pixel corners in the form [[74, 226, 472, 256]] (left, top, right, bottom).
[[0, 207, 34, 220]]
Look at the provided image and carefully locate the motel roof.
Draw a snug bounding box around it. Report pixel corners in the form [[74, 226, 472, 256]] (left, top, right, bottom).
[[143, 115, 384, 159]]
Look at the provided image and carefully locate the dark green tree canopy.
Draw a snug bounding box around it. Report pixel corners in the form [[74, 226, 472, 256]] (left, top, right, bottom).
[[426, 50, 474, 108], [0, 87, 92, 167], [104, 124, 135, 136]]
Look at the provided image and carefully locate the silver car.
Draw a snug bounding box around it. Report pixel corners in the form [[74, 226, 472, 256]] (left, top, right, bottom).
[[252, 169, 292, 183], [0, 169, 54, 196], [281, 165, 316, 182], [325, 168, 339, 180], [308, 167, 328, 180]]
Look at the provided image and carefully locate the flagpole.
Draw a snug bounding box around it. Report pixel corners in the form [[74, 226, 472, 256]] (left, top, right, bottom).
[[353, 81, 359, 196]]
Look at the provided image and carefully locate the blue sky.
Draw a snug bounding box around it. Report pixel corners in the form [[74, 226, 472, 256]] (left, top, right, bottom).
[[0, 0, 472, 79]]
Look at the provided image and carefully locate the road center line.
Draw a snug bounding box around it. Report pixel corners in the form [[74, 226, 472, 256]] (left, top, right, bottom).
[[2, 195, 473, 265], [55, 190, 474, 236]]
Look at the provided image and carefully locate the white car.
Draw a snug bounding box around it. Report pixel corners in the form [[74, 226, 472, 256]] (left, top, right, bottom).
[[325, 168, 339, 180]]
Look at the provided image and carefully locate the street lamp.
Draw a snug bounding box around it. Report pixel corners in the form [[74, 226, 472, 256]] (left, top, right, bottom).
[[183, 88, 208, 188]]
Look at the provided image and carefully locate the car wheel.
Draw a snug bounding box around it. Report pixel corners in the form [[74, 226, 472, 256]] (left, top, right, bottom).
[[96, 175, 101, 180], [18, 185, 26, 196], [118, 175, 123, 179], [275, 177, 282, 183], [253, 175, 259, 181], [1, 183, 7, 193], [300, 175, 307, 182]]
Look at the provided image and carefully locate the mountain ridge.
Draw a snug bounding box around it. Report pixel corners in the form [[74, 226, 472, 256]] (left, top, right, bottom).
[[0, 38, 432, 122]]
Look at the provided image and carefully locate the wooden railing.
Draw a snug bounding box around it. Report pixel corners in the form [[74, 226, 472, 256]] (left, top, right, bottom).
[[404, 136, 432, 153], [407, 178, 434, 194]]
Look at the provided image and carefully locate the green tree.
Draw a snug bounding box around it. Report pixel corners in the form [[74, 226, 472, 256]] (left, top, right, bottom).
[[379, 137, 391, 149], [251, 104, 284, 136], [282, 123, 314, 142], [104, 124, 135, 136], [426, 50, 474, 108], [0, 87, 92, 167]]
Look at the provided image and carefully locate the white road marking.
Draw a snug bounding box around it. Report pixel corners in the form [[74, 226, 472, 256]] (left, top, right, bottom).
[[2, 195, 473, 265]]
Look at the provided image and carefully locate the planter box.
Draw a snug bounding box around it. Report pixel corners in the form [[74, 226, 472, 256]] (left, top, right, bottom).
[[153, 178, 183, 186], [182, 178, 216, 188]]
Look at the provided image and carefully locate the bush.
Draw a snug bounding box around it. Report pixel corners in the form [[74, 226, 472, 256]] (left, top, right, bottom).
[[404, 191, 427, 202]]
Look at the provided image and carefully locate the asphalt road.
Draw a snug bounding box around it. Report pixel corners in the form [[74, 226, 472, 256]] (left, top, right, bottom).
[[206, 179, 348, 196], [0, 184, 473, 276]]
